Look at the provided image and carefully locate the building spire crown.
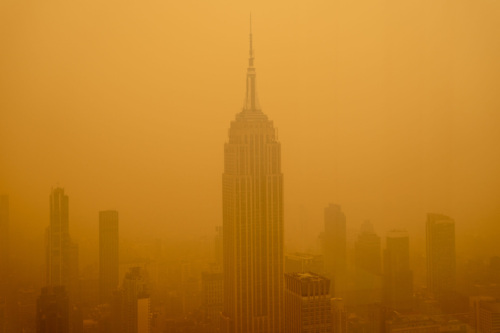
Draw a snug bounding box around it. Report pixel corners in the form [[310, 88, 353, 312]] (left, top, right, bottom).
[[243, 13, 261, 113], [249, 13, 254, 68]]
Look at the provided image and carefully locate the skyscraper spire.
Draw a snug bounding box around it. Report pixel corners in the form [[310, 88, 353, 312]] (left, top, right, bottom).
[[249, 13, 254, 67], [243, 14, 260, 112]]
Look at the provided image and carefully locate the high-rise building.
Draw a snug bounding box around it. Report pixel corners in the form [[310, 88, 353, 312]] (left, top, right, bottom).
[[46, 188, 70, 287], [284, 272, 333, 333], [383, 230, 413, 312], [470, 297, 500, 333], [46, 188, 79, 304], [355, 221, 381, 275], [426, 213, 456, 300], [121, 267, 150, 333], [323, 204, 347, 295], [221, 25, 284, 333], [354, 221, 382, 305], [99, 210, 119, 304], [36, 286, 69, 333]]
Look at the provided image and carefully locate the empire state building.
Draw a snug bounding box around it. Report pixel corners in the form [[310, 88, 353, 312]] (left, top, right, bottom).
[[222, 27, 284, 333]]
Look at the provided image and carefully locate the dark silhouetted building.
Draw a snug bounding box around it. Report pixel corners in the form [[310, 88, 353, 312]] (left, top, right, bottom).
[[45, 188, 79, 308], [384, 230, 413, 312], [284, 272, 332, 333], [99, 210, 119, 304], [426, 213, 456, 300], [121, 267, 150, 333], [36, 286, 69, 333], [354, 221, 383, 305], [355, 221, 381, 275], [221, 27, 284, 333]]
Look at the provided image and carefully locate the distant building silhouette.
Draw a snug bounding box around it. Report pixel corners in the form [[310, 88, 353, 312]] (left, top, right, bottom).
[[426, 213, 456, 300], [45, 188, 79, 300], [121, 267, 150, 333], [323, 204, 347, 295], [354, 221, 382, 305], [284, 272, 333, 333], [99, 210, 119, 304], [383, 230, 413, 311], [201, 271, 223, 333], [221, 25, 284, 333], [355, 221, 381, 275], [36, 286, 69, 333]]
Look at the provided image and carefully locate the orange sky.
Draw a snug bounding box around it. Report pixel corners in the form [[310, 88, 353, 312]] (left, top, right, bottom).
[[1, 0, 499, 254]]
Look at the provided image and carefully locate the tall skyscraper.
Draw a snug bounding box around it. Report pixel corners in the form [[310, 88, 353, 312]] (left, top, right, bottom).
[[355, 221, 381, 275], [46, 188, 70, 287], [426, 213, 456, 300], [99, 210, 119, 304], [222, 25, 284, 333], [383, 230, 413, 312], [284, 272, 333, 333], [323, 204, 347, 294], [354, 221, 382, 305], [120, 267, 150, 333], [45, 188, 79, 303]]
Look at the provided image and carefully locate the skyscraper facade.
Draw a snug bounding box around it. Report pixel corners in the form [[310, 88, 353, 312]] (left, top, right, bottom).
[[355, 221, 381, 275], [323, 204, 347, 295], [121, 267, 150, 333], [45, 188, 79, 305], [383, 230, 413, 312], [426, 213, 456, 300], [284, 272, 333, 333], [99, 210, 119, 304], [354, 221, 382, 305], [46, 188, 71, 287], [222, 28, 284, 333], [36, 286, 69, 333]]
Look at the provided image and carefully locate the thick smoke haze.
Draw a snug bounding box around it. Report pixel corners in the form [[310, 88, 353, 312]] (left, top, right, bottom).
[[1, 0, 499, 262]]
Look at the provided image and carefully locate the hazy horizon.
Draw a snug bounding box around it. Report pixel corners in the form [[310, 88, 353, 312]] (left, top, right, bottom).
[[1, 0, 499, 256]]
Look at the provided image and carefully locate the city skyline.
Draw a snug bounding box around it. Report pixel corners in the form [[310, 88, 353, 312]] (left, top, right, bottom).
[[0, 2, 500, 332], [1, 2, 499, 250]]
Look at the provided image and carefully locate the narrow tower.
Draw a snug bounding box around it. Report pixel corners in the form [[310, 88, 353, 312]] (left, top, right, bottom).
[[222, 21, 284, 333], [426, 213, 456, 300], [46, 188, 71, 287]]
